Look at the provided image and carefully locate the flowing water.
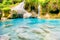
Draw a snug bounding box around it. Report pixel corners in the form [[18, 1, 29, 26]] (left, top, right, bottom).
[[38, 5, 41, 18]]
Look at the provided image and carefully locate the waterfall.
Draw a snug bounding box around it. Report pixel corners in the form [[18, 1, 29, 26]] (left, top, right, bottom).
[[38, 5, 41, 18]]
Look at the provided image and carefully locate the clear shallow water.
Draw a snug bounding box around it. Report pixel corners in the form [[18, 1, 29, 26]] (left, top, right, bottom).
[[0, 18, 60, 40]]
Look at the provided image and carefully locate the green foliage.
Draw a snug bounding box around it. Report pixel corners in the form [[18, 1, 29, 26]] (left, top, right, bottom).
[[0, 0, 60, 18], [25, 0, 38, 4], [0, 4, 4, 9], [12, 13, 17, 18], [25, 0, 38, 12], [2, 7, 10, 13], [3, 0, 12, 5], [13, 0, 23, 4], [38, 0, 50, 7], [2, 7, 11, 17]]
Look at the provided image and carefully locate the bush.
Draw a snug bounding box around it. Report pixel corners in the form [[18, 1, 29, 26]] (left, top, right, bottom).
[[38, 0, 50, 7], [3, 0, 12, 5], [2, 7, 10, 12], [2, 7, 11, 17], [13, 0, 22, 4], [25, 0, 38, 13], [0, 4, 4, 9]]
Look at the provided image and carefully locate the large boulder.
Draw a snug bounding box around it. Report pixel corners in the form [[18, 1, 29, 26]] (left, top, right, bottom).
[[10, 1, 26, 18], [23, 12, 32, 18]]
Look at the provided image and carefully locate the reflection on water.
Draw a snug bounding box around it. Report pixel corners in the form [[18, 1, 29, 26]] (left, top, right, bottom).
[[0, 18, 60, 40]]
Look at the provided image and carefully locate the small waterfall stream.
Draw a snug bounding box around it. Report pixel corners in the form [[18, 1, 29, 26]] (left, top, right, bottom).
[[38, 5, 41, 18]]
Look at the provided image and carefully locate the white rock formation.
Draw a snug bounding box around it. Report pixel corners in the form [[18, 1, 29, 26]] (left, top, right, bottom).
[[23, 12, 32, 18], [11, 1, 32, 18]]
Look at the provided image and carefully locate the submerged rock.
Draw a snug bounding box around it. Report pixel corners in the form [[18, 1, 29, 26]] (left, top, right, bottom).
[[1, 17, 7, 21], [0, 35, 10, 40], [3, 24, 13, 28]]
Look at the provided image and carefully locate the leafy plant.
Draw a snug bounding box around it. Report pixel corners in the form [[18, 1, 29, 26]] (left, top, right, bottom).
[[2, 7, 10, 12], [3, 0, 12, 5]]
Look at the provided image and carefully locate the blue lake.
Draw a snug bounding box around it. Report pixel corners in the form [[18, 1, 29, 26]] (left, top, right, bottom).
[[0, 18, 60, 40]]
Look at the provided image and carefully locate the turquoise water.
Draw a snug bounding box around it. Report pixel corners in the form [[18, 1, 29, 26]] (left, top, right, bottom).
[[0, 18, 60, 40]]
